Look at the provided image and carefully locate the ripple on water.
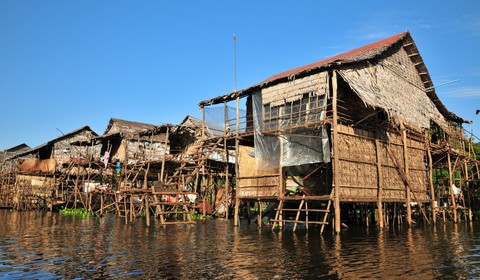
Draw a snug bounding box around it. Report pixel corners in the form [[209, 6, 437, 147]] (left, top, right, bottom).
[[1, 211, 480, 279]]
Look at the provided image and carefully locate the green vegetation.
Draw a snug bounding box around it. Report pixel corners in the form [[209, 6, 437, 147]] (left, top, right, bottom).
[[59, 207, 92, 218], [190, 212, 213, 221]]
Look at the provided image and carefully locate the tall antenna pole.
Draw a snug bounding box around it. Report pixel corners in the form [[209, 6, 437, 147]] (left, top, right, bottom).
[[233, 34, 237, 91]]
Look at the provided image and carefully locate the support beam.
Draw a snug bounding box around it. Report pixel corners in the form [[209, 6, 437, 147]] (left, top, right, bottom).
[[233, 97, 241, 225], [375, 139, 384, 229], [447, 152, 457, 223], [234, 197, 240, 226], [427, 140, 436, 224], [332, 71, 341, 234], [402, 129, 412, 226], [464, 161, 472, 222]]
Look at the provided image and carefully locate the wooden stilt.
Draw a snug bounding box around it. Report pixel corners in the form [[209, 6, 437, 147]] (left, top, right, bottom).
[[427, 140, 436, 224], [234, 197, 240, 227], [293, 197, 305, 232], [402, 129, 412, 226], [257, 200, 262, 228], [332, 71, 341, 234], [145, 194, 150, 226], [375, 140, 384, 229], [447, 152, 457, 223], [100, 193, 104, 216]]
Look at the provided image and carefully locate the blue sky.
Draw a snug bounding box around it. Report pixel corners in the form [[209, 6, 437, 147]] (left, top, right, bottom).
[[1, 1, 479, 150]]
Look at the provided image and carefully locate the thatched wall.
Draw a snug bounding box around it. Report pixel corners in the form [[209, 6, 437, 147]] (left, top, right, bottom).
[[336, 125, 427, 202], [126, 137, 169, 162], [237, 145, 279, 198], [53, 131, 99, 166], [338, 61, 447, 132], [15, 174, 56, 197]]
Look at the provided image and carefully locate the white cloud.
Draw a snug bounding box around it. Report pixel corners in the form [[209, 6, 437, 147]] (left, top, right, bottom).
[[441, 86, 480, 98]]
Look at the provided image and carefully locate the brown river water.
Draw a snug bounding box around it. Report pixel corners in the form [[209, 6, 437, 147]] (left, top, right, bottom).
[[0, 209, 479, 279]]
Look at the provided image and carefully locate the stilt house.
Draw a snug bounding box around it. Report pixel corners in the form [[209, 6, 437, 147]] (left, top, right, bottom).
[[97, 118, 165, 165], [198, 32, 468, 232], [1, 126, 98, 209]]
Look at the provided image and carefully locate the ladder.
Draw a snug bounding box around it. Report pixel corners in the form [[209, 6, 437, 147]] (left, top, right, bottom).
[[271, 193, 333, 234]]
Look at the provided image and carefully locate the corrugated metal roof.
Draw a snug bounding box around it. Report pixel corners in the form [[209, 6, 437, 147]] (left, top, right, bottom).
[[259, 32, 408, 86]]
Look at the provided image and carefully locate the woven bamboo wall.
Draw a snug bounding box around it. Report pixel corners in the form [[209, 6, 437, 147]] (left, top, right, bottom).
[[237, 145, 279, 198], [336, 125, 427, 202]]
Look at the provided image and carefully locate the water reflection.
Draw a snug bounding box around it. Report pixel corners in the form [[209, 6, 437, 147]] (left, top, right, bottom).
[[0, 210, 480, 279]]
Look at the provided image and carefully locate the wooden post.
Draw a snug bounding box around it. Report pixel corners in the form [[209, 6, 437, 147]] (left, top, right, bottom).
[[224, 101, 230, 219], [145, 194, 150, 226], [279, 138, 285, 229], [233, 96, 241, 226], [375, 140, 384, 229], [427, 139, 436, 224], [234, 197, 240, 226], [332, 71, 341, 234], [143, 162, 150, 190], [447, 152, 457, 223], [403, 129, 412, 226], [257, 200, 262, 228], [100, 193, 104, 216], [124, 193, 128, 224], [464, 161, 472, 221], [160, 127, 169, 183], [130, 193, 134, 222], [201, 106, 206, 141]]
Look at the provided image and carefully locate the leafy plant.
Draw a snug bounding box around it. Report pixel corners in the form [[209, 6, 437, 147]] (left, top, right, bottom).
[[59, 207, 91, 218]]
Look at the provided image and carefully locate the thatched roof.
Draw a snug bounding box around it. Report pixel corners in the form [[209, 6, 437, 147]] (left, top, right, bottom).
[[3, 143, 30, 154], [0, 143, 31, 162], [180, 115, 202, 130], [198, 32, 466, 125], [102, 118, 158, 137], [7, 126, 97, 159]]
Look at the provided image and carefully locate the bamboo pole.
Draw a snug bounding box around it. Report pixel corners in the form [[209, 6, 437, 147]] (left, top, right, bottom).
[[375, 140, 384, 229], [402, 129, 412, 226], [233, 96, 241, 226], [279, 137, 285, 229], [293, 196, 305, 232], [447, 152, 457, 223], [257, 200, 262, 228], [464, 161, 472, 221], [332, 71, 341, 234], [159, 127, 169, 184], [145, 194, 150, 226], [224, 101, 230, 219], [143, 162, 150, 190], [234, 197, 240, 226], [427, 141, 436, 224], [100, 193, 104, 216]]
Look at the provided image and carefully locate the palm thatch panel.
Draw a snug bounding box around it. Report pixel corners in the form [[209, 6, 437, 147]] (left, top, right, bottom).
[[338, 63, 447, 132], [262, 72, 329, 107]]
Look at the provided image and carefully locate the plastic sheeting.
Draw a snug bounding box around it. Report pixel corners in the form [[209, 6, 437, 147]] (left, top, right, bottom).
[[252, 91, 331, 170], [253, 92, 280, 170], [280, 127, 331, 167], [204, 105, 246, 137]]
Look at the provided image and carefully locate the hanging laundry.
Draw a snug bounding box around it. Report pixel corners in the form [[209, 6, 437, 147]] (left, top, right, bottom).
[[104, 151, 110, 168]]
